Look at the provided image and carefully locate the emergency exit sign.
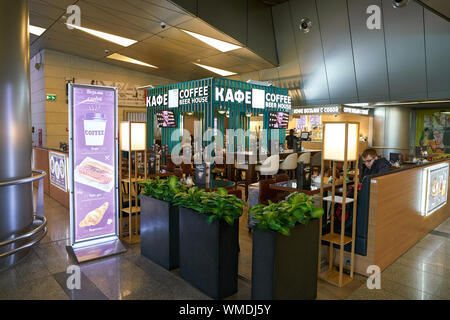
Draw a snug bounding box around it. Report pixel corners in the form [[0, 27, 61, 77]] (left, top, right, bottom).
[[46, 94, 56, 101]]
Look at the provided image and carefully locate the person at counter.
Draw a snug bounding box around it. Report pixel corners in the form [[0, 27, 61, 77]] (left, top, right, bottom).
[[286, 129, 298, 149], [360, 148, 391, 180]]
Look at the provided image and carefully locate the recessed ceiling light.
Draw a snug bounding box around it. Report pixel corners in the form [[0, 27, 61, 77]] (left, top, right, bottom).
[[107, 53, 158, 68], [29, 25, 46, 36], [181, 29, 241, 52], [193, 63, 236, 77], [66, 23, 137, 47]]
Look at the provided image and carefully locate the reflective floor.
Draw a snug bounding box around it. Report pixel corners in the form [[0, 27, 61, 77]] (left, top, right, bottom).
[[0, 193, 448, 300]]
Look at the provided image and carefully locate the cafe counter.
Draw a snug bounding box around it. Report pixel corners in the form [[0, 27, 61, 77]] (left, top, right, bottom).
[[330, 158, 450, 275], [32, 147, 69, 208]]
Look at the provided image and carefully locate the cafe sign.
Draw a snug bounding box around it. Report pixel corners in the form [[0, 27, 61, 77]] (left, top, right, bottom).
[[214, 87, 291, 110], [146, 85, 210, 108], [145, 78, 291, 111]]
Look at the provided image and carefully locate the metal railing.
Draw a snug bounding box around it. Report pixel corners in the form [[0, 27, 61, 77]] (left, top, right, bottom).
[[0, 170, 47, 259]]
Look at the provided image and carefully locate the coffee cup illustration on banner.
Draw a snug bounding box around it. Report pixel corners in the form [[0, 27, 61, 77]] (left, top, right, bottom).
[[84, 112, 107, 146]]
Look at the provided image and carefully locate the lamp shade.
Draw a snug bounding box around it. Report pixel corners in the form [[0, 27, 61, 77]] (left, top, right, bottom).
[[120, 122, 146, 151], [323, 122, 358, 161]]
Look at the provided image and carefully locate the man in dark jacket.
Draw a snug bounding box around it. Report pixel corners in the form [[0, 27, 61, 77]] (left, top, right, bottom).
[[286, 129, 298, 149], [359, 148, 392, 180]]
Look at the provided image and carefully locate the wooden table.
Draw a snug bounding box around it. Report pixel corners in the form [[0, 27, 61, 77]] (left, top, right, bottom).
[[269, 180, 333, 195], [195, 179, 235, 192]]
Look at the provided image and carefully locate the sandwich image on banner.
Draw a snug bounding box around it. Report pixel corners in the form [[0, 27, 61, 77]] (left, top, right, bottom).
[[75, 157, 114, 192], [79, 202, 109, 227]]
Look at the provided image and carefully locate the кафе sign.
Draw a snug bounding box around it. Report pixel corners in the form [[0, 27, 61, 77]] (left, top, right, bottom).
[[146, 79, 291, 111]]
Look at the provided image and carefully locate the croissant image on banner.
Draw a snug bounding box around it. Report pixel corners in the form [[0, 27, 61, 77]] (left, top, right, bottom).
[[79, 202, 109, 227]]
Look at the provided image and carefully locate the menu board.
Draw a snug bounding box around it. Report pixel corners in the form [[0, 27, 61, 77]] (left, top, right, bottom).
[[422, 163, 449, 216], [296, 116, 307, 131], [70, 85, 117, 243], [49, 151, 68, 191], [268, 112, 289, 129], [310, 115, 321, 128]]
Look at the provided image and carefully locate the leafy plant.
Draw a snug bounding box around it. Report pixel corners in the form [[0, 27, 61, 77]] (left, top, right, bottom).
[[200, 188, 245, 226], [139, 175, 186, 203], [249, 192, 324, 236], [173, 187, 245, 226]]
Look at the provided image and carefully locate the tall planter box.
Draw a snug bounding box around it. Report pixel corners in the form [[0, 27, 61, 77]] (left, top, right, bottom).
[[251, 218, 319, 300], [179, 207, 239, 299], [140, 196, 179, 270]]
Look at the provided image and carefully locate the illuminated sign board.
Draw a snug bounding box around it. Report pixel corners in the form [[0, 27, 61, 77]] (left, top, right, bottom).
[[421, 162, 449, 216], [67, 83, 125, 263], [49, 151, 68, 192], [293, 106, 340, 114], [293, 106, 370, 115], [342, 107, 370, 115]]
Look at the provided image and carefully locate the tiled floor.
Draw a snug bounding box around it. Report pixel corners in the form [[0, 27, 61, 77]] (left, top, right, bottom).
[[0, 193, 448, 300]]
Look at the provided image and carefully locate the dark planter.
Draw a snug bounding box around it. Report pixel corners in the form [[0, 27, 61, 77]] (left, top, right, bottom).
[[251, 218, 319, 300], [140, 196, 179, 270], [179, 207, 239, 299]]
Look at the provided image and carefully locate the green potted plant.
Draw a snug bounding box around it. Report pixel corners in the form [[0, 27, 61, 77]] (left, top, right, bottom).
[[249, 192, 324, 300], [139, 176, 186, 270], [173, 187, 245, 299]]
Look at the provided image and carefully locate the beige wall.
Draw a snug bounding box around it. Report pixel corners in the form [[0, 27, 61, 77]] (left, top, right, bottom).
[[32, 49, 174, 148]]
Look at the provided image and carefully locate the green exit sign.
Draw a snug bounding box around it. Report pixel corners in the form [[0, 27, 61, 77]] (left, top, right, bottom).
[[46, 94, 56, 101]]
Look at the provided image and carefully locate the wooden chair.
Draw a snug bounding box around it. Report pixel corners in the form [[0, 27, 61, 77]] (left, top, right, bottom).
[[258, 178, 278, 205], [228, 189, 243, 200], [181, 163, 193, 175]]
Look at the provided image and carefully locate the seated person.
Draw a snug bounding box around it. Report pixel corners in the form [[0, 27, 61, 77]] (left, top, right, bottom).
[[331, 148, 391, 234], [286, 129, 298, 149], [359, 148, 392, 180]]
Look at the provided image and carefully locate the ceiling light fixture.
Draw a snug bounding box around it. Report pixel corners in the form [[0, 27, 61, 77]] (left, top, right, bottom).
[[193, 63, 236, 77], [181, 29, 241, 52], [66, 23, 137, 47], [107, 53, 158, 68], [29, 25, 46, 36]]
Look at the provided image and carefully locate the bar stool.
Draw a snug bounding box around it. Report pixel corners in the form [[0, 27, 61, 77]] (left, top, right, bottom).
[[279, 153, 298, 179], [256, 155, 279, 179]]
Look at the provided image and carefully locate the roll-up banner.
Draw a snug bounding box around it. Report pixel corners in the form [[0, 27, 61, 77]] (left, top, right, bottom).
[[67, 83, 126, 263]]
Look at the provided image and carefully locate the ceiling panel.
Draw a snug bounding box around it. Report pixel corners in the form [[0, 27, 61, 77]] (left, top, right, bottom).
[[29, 0, 277, 82]]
